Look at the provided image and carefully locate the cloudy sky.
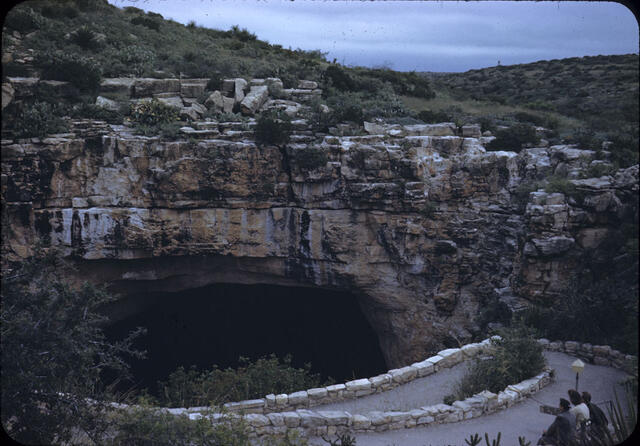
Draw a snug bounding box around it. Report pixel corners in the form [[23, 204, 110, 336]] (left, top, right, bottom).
[[108, 0, 638, 72]]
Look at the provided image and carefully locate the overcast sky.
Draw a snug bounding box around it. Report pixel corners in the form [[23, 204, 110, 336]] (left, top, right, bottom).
[[108, 0, 639, 72]]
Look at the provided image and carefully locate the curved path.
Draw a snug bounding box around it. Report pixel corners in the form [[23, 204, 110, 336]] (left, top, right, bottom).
[[308, 351, 630, 446]]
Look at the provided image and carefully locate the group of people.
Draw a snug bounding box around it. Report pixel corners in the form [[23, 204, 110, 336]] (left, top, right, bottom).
[[538, 389, 609, 446]]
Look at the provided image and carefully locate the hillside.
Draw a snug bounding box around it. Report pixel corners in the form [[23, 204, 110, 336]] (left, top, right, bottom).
[[2, 0, 638, 167], [412, 55, 639, 166]]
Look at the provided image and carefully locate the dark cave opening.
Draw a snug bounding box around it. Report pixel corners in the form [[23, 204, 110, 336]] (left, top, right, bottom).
[[103, 283, 388, 397]]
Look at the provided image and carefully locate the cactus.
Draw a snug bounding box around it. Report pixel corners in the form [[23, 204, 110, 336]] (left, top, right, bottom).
[[484, 431, 501, 446]]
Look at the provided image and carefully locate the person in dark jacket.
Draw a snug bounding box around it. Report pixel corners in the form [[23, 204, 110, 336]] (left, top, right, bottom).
[[582, 391, 609, 441], [538, 398, 576, 446]]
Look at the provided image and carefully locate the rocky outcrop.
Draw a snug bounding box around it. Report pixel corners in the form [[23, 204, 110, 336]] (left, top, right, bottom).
[[1, 78, 637, 368]]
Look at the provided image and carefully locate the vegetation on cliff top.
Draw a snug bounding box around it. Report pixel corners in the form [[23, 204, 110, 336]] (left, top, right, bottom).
[[4, 0, 637, 167]]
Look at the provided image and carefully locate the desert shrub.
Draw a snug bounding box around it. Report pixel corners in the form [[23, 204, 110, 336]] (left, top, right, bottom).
[[486, 123, 539, 152], [69, 102, 125, 124], [1, 247, 145, 445], [295, 148, 328, 171], [131, 121, 181, 138], [130, 15, 161, 31], [129, 98, 180, 127], [568, 128, 603, 151], [514, 111, 545, 126], [38, 51, 102, 92], [418, 109, 451, 123], [255, 109, 292, 146], [229, 25, 256, 42], [207, 73, 223, 91], [105, 45, 156, 77], [511, 180, 542, 208], [41, 2, 79, 19], [582, 163, 616, 178], [11, 101, 69, 138], [544, 174, 584, 203], [2, 61, 32, 77], [4, 6, 43, 33], [70, 25, 101, 50], [521, 277, 638, 355], [448, 320, 545, 401], [156, 354, 327, 408], [111, 405, 250, 446], [324, 65, 356, 91], [608, 132, 639, 168]]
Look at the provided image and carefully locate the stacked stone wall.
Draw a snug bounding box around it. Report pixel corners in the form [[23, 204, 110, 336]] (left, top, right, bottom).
[[153, 338, 635, 439]]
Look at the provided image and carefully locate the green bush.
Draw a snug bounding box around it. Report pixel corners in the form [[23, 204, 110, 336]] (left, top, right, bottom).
[[229, 25, 256, 42], [156, 354, 328, 408], [418, 109, 451, 123], [514, 111, 545, 127], [1, 247, 145, 444], [11, 101, 69, 138], [608, 132, 639, 168], [486, 123, 539, 152], [521, 277, 638, 355], [207, 73, 223, 91], [448, 320, 545, 401], [5, 6, 43, 33], [131, 15, 161, 31], [324, 65, 356, 91], [111, 405, 250, 446], [69, 102, 125, 124], [105, 45, 156, 77], [544, 174, 584, 203], [129, 98, 180, 127], [38, 51, 102, 92], [41, 3, 79, 19], [255, 109, 292, 146], [70, 25, 101, 50]]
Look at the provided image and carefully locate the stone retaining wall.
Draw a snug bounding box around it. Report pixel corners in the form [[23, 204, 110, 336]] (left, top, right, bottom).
[[538, 339, 637, 375], [204, 337, 498, 415], [184, 338, 635, 439]]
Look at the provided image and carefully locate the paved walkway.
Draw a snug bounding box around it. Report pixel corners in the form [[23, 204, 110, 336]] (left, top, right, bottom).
[[314, 361, 470, 413], [308, 351, 631, 446]]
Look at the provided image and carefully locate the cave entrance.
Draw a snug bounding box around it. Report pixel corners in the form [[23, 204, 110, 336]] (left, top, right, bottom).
[[103, 283, 388, 397]]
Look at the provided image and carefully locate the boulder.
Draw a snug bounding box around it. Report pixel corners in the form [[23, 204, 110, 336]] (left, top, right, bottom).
[[157, 96, 184, 109], [7, 77, 38, 98], [240, 85, 269, 115], [531, 236, 575, 256], [180, 106, 200, 121], [100, 78, 135, 96], [364, 121, 386, 135], [222, 96, 235, 113], [180, 79, 207, 98], [403, 123, 456, 136], [132, 78, 180, 98], [38, 80, 78, 98], [2, 82, 15, 110], [95, 96, 120, 111], [462, 124, 481, 138], [298, 80, 318, 89], [189, 102, 207, 116], [205, 90, 224, 111], [265, 77, 284, 96], [234, 78, 248, 103]]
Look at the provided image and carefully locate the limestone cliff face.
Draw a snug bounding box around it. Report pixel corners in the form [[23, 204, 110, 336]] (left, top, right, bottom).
[[2, 112, 637, 368]]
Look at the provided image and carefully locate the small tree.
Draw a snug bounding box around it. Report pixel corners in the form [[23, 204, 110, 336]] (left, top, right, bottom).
[[1, 247, 145, 444], [486, 123, 539, 152], [255, 109, 292, 147]]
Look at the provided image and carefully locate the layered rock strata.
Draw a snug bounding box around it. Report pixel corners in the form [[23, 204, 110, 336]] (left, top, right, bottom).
[[1, 77, 638, 368]]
